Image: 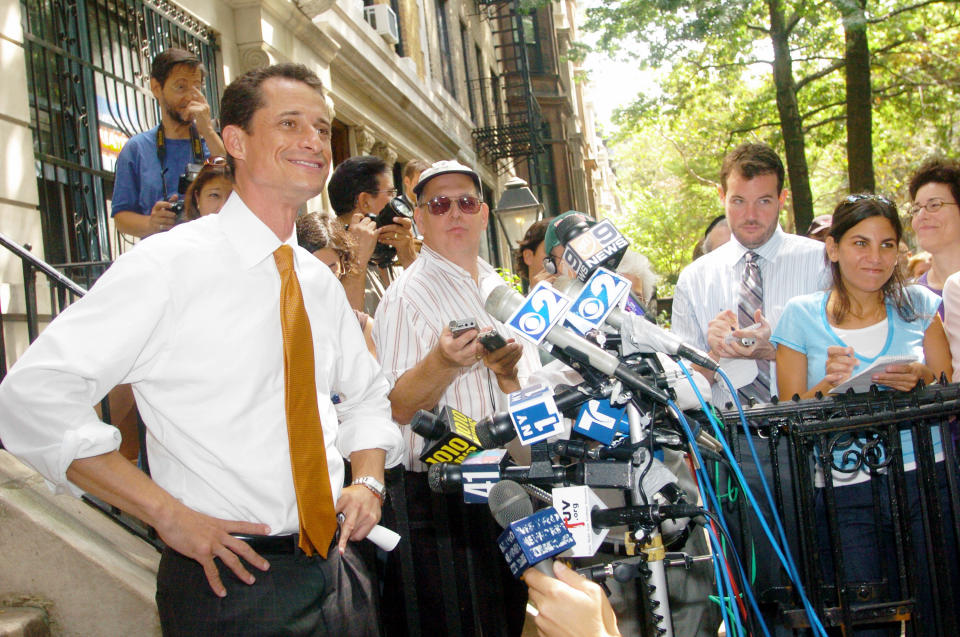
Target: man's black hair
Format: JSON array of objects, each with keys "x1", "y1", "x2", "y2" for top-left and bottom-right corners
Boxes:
[{"x1": 328, "y1": 155, "x2": 390, "y2": 216}]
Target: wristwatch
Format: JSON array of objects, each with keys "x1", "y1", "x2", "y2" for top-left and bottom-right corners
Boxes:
[{"x1": 352, "y1": 475, "x2": 387, "y2": 503}]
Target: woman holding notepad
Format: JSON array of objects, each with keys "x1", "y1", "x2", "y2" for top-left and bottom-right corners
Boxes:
[{"x1": 771, "y1": 194, "x2": 954, "y2": 636}]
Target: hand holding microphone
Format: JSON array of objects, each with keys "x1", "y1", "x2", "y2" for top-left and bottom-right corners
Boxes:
[{"x1": 524, "y1": 561, "x2": 622, "y2": 637}]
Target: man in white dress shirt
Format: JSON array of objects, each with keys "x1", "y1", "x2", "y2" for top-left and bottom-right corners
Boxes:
[
  {"x1": 0, "y1": 63, "x2": 403, "y2": 635},
  {"x1": 373, "y1": 160, "x2": 540, "y2": 636},
  {"x1": 672, "y1": 143, "x2": 827, "y2": 634}
]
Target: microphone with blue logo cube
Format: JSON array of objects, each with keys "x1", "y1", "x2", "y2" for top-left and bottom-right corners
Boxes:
[
  {"x1": 563, "y1": 267, "x2": 631, "y2": 335},
  {"x1": 560, "y1": 218, "x2": 630, "y2": 283},
  {"x1": 507, "y1": 383, "x2": 565, "y2": 445},
  {"x1": 458, "y1": 448, "x2": 508, "y2": 503},
  {"x1": 488, "y1": 480, "x2": 575, "y2": 578},
  {"x1": 572, "y1": 398, "x2": 630, "y2": 446},
  {"x1": 504, "y1": 280, "x2": 573, "y2": 345}
]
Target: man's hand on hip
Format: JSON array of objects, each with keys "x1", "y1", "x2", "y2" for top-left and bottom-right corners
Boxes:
[{"x1": 153, "y1": 500, "x2": 271, "y2": 598}]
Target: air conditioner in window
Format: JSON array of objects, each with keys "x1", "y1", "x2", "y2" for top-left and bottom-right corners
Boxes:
[{"x1": 364, "y1": 5, "x2": 400, "y2": 45}]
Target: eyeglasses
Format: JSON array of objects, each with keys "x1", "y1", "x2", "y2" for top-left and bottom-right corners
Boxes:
[
  {"x1": 205, "y1": 156, "x2": 228, "y2": 166},
  {"x1": 908, "y1": 198, "x2": 959, "y2": 217},
  {"x1": 420, "y1": 194, "x2": 483, "y2": 216},
  {"x1": 370, "y1": 188, "x2": 398, "y2": 197}
]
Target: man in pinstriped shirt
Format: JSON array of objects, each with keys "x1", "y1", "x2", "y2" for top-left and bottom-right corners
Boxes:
[
  {"x1": 672, "y1": 143, "x2": 827, "y2": 635},
  {"x1": 373, "y1": 160, "x2": 540, "y2": 636}
]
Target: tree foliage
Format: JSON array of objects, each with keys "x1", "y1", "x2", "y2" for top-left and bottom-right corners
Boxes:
[{"x1": 584, "y1": 0, "x2": 960, "y2": 283}]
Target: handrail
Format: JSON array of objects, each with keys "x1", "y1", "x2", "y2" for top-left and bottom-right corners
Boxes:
[{"x1": 0, "y1": 231, "x2": 88, "y2": 297}]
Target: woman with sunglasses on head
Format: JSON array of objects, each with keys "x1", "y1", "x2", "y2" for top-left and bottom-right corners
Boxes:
[
  {"x1": 908, "y1": 158, "x2": 960, "y2": 319},
  {"x1": 771, "y1": 194, "x2": 955, "y2": 636},
  {"x1": 182, "y1": 157, "x2": 232, "y2": 221},
  {"x1": 296, "y1": 212, "x2": 377, "y2": 357}
]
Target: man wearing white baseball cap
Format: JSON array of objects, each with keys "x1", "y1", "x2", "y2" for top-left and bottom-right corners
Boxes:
[{"x1": 374, "y1": 160, "x2": 541, "y2": 635}]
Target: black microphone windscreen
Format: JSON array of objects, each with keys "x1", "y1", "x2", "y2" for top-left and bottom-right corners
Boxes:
[
  {"x1": 487, "y1": 479, "x2": 533, "y2": 528},
  {"x1": 427, "y1": 462, "x2": 449, "y2": 493}
]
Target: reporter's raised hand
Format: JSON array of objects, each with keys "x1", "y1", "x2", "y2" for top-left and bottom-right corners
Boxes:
[
  {"x1": 524, "y1": 561, "x2": 620, "y2": 637},
  {"x1": 347, "y1": 213, "x2": 379, "y2": 267},
  {"x1": 378, "y1": 216, "x2": 418, "y2": 267}
]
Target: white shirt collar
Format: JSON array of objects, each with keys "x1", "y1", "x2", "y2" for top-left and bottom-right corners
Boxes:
[
  {"x1": 218, "y1": 192, "x2": 299, "y2": 271},
  {"x1": 721, "y1": 224, "x2": 786, "y2": 266}
]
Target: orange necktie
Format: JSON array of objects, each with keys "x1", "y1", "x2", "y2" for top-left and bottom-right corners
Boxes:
[{"x1": 274, "y1": 244, "x2": 337, "y2": 557}]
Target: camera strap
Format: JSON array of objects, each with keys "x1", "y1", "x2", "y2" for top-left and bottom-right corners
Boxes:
[{"x1": 156, "y1": 122, "x2": 204, "y2": 198}]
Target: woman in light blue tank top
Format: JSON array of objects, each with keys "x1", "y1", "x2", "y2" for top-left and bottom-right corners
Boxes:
[{"x1": 771, "y1": 195, "x2": 955, "y2": 636}]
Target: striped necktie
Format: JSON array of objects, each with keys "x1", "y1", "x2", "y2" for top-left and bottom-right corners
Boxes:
[
  {"x1": 274, "y1": 244, "x2": 337, "y2": 557},
  {"x1": 738, "y1": 251, "x2": 771, "y2": 402}
]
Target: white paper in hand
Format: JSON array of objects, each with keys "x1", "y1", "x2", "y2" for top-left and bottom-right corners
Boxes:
[
  {"x1": 829, "y1": 355, "x2": 916, "y2": 394},
  {"x1": 718, "y1": 357, "x2": 758, "y2": 388}
]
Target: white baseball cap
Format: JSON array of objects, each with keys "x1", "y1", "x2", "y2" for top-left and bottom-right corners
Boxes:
[{"x1": 413, "y1": 160, "x2": 482, "y2": 198}]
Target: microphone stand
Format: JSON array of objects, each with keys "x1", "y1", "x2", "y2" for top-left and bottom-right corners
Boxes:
[{"x1": 627, "y1": 403, "x2": 674, "y2": 637}]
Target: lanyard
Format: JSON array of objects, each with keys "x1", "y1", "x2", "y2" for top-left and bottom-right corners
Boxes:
[{"x1": 156, "y1": 122, "x2": 204, "y2": 198}]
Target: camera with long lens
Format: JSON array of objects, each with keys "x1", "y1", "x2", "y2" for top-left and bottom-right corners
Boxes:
[
  {"x1": 367, "y1": 196, "x2": 413, "y2": 267},
  {"x1": 170, "y1": 162, "x2": 203, "y2": 219}
]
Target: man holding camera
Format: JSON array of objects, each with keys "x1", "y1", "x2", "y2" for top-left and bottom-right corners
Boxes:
[
  {"x1": 372, "y1": 160, "x2": 539, "y2": 636},
  {"x1": 328, "y1": 155, "x2": 418, "y2": 314},
  {"x1": 111, "y1": 48, "x2": 226, "y2": 238}
]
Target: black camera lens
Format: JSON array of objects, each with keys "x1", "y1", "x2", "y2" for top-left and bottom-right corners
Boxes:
[{"x1": 369, "y1": 197, "x2": 414, "y2": 267}]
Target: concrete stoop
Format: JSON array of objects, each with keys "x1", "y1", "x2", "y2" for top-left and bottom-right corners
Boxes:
[
  {"x1": 0, "y1": 451, "x2": 161, "y2": 636},
  {"x1": 0, "y1": 606, "x2": 49, "y2": 637}
]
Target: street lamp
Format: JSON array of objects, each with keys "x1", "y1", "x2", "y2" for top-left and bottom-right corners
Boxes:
[{"x1": 494, "y1": 176, "x2": 542, "y2": 249}]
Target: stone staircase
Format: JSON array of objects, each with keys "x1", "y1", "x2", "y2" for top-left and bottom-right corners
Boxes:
[{"x1": 0, "y1": 451, "x2": 161, "y2": 636}]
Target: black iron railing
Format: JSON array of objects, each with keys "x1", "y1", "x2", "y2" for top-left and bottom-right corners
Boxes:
[
  {"x1": 712, "y1": 384, "x2": 960, "y2": 634},
  {"x1": 0, "y1": 230, "x2": 160, "y2": 550}
]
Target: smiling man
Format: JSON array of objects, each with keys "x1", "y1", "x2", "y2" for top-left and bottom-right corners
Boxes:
[
  {"x1": 111, "y1": 48, "x2": 227, "y2": 238},
  {"x1": 373, "y1": 160, "x2": 540, "y2": 635},
  {"x1": 0, "y1": 64, "x2": 402, "y2": 635}
]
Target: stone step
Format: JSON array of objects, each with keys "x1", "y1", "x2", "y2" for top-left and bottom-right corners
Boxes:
[{"x1": 0, "y1": 606, "x2": 49, "y2": 637}]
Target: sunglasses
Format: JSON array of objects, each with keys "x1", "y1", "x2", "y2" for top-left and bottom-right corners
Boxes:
[
  {"x1": 844, "y1": 193, "x2": 894, "y2": 207},
  {"x1": 421, "y1": 195, "x2": 483, "y2": 216},
  {"x1": 205, "y1": 156, "x2": 228, "y2": 166}
]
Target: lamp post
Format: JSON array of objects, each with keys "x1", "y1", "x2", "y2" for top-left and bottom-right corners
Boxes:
[{"x1": 493, "y1": 177, "x2": 542, "y2": 269}]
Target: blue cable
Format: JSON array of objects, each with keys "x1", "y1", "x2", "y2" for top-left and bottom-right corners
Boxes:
[
  {"x1": 670, "y1": 399, "x2": 768, "y2": 637},
  {"x1": 679, "y1": 364, "x2": 828, "y2": 636}
]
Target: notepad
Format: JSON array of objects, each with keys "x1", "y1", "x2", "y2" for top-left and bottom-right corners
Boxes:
[{"x1": 828, "y1": 355, "x2": 916, "y2": 394}]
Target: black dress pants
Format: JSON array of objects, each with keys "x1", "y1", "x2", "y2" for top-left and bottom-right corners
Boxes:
[{"x1": 156, "y1": 540, "x2": 376, "y2": 637}]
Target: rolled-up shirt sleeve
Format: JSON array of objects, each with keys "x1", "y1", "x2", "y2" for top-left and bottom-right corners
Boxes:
[{"x1": 0, "y1": 249, "x2": 171, "y2": 495}]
